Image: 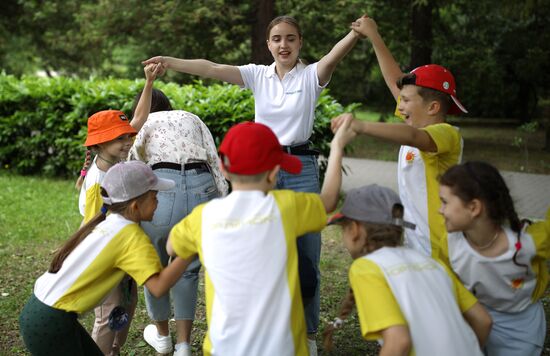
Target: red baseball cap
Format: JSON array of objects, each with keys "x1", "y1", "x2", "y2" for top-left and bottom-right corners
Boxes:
[
  {"x1": 219, "y1": 122, "x2": 302, "y2": 175},
  {"x1": 84, "y1": 110, "x2": 137, "y2": 147},
  {"x1": 410, "y1": 64, "x2": 467, "y2": 115}
]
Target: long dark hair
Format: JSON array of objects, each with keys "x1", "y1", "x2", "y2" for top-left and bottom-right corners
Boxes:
[
  {"x1": 440, "y1": 161, "x2": 530, "y2": 272},
  {"x1": 48, "y1": 189, "x2": 144, "y2": 273}
]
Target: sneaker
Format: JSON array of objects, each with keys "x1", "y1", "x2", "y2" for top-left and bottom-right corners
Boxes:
[
  {"x1": 173, "y1": 342, "x2": 191, "y2": 356},
  {"x1": 143, "y1": 324, "x2": 173, "y2": 354},
  {"x1": 307, "y1": 338, "x2": 318, "y2": 356}
]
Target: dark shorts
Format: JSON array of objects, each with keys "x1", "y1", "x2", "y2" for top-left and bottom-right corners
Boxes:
[{"x1": 19, "y1": 294, "x2": 102, "y2": 356}]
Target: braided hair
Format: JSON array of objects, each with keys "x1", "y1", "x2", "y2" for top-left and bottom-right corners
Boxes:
[{"x1": 440, "y1": 161, "x2": 530, "y2": 272}]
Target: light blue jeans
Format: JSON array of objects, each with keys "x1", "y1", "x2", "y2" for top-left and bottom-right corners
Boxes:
[
  {"x1": 276, "y1": 154, "x2": 321, "y2": 334},
  {"x1": 141, "y1": 166, "x2": 220, "y2": 321}
]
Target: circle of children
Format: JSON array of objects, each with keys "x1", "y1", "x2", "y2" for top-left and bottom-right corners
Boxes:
[{"x1": 18, "y1": 13, "x2": 549, "y2": 356}]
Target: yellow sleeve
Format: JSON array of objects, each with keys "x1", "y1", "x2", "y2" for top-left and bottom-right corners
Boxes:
[
  {"x1": 527, "y1": 208, "x2": 550, "y2": 301},
  {"x1": 437, "y1": 260, "x2": 478, "y2": 313},
  {"x1": 115, "y1": 225, "x2": 163, "y2": 286},
  {"x1": 272, "y1": 191, "x2": 327, "y2": 238},
  {"x1": 170, "y1": 204, "x2": 204, "y2": 260},
  {"x1": 83, "y1": 183, "x2": 103, "y2": 224},
  {"x1": 528, "y1": 208, "x2": 550, "y2": 260},
  {"x1": 421, "y1": 123, "x2": 461, "y2": 155},
  {"x1": 350, "y1": 258, "x2": 406, "y2": 340}
]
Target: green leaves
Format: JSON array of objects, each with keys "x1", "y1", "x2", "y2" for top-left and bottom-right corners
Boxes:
[{"x1": 0, "y1": 74, "x2": 355, "y2": 177}]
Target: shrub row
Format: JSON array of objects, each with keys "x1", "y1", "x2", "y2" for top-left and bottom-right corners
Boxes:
[{"x1": 0, "y1": 73, "x2": 358, "y2": 177}]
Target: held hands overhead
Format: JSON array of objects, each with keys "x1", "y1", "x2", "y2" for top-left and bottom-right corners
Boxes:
[{"x1": 350, "y1": 14, "x2": 378, "y2": 39}]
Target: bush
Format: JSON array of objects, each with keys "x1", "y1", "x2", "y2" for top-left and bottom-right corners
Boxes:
[{"x1": 0, "y1": 74, "x2": 358, "y2": 177}]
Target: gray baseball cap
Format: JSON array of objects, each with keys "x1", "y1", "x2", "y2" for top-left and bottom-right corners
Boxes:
[
  {"x1": 101, "y1": 160, "x2": 175, "y2": 205},
  {"x1": 328, "y1": 184, "x2": 415, "y2": 229}
]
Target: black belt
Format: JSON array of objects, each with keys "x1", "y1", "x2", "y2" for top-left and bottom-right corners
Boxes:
[
  {"x1": 151, "y1": 161, "x2": 209, "y2": 172},
  {"x1": 281, "y1": 143, "x2": 320, "y2": 156}
]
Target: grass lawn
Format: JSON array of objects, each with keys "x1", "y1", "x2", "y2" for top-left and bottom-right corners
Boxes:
[{"x1": 1, "y1": 114, "x2": 549, "y2": 354}]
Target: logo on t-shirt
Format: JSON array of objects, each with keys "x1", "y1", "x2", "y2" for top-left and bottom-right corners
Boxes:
[
  {"x1": 405, "y1": 150, "x2": 415, "y2": 164},
  {"x1": 285, "y1": 89, "x2": 302, "y2": 95},
  {"x1": 511, "y1": 277, "x2": 525, "y2": 290}
]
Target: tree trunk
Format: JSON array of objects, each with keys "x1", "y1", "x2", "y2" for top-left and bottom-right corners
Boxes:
[
  {"x1": 409, "y1": 0, "x2": 433, "y2": 70},
  {"x1": 251, "y1": 0, "x2": 274, "y2": 65}
]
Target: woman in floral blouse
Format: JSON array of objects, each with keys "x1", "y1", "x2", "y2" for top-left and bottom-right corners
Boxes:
[{"x1": 128, "y1": 85, "x2": 228, "y2": 356}]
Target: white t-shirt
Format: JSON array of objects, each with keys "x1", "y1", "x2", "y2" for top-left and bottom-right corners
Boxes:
[
  {"x1": 448, "y1": 224, "x2": 547, "y2": 312},
  {"x1": 78, "y1": 158, "x2": 105, "y2": 223},
  {"x1": 170, "y1": 190, "x2": 327, "y2": 356},
  {"x1": 34, "y1": 214, "x2": 161, "y2": 313},
  {"x1": 238, "y1": 62, "x2": 326, "y2": 145},
  {"x1": 398, "y1": 123, "x2": 463, "y2": 259},
  {"x1": 362, "y1": 247, "x2": 482, "y2": 356}
]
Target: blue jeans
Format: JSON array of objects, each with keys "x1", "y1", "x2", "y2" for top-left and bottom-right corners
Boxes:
[
  {"x1": 141, "y1": 166, "x2": 219, "y2": 321},
  {"x1": 276, "y1": 154, "x2": 321, "y2": 334}
]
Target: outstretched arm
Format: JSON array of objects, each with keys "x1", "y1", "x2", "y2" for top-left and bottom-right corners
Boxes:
[
  {"x1": 130, "y1": 63, "x2": 162, "y2": 131},
  {"x1": 352, "y1": 16, "x2": 403, "y2": 101},
  {"x1": 142, "y1": 56, "x2": 244, "y2": 86},
  {"x1": 331, "y1": 113, "x2": 437, "y2": 152},
  {"x1": 317, "y1": 26, "x2": 362, "y2": 86},
  {"x1": 320, "y1": 115, "x2": 356, "y2": 212}
]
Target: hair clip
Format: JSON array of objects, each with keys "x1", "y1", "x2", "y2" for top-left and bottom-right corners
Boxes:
[
  {"x1": 331, "y1": 317, "x2": 344, "y2": 329},
  {"x1": 80, "y1": 169, "x2": 87, "y2": 177},
  {"x1": 515, "y1": 241, "x2": 522, "y2": 251},
  {"x1": 100, "y1": 205, "x2": 108, "y2": 214}
]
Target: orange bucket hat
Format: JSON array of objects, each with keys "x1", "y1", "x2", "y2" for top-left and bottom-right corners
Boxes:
[{"x1": 84, "y1": 110, "x2": 137, "y2": 147}]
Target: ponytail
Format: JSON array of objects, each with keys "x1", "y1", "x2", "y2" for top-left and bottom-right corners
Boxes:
[
  {"x1": 322, "y1": 288, "x2": 356, "y2": 351},
  {"x1": 49, "y1": 188, "x2": 137, "y2": 273},
  {"x1": 49, "y1": 205, "x2": 108, "y2": 273},
  {"x1": 75, "y1": 150, "x2": 92, "y2": 190}
]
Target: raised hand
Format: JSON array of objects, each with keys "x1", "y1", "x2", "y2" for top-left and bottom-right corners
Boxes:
[{"x1": 351, "y1": 15, "x2": 378, "y2": 39}]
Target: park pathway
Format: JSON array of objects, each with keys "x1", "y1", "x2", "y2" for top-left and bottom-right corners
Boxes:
[{"x1": 340, "y1": 157, "x2": 550, "y2": 220}]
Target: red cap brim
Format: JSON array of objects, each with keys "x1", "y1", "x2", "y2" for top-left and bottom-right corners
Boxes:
[
  {"x1": 448, "y1": 95, "x2": 468, "y2": 115},
  {"x1": 279, "y1": 153, "x2": 302, "y2": 174}
]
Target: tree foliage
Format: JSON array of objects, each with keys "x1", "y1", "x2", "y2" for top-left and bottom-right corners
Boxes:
[{"x1": 1, "y1": 0, "x2": 549, "y2": 120}]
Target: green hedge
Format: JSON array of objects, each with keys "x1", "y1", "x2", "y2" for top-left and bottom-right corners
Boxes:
[{"x1": 0, "y1": 73, "x2": 358, "y2": 177}]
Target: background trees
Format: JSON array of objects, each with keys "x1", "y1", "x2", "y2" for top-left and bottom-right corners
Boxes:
[{"x1": 1, "y1": 0, "x2": 549, "y2": 122}]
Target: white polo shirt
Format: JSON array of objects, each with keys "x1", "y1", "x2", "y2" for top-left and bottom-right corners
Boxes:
[{"x1": 238, "y1": 62, "x2": 326, "y2": 145}]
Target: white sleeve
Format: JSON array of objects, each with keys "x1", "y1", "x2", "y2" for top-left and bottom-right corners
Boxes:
[{"x1": 238, "y1": 63, "x2": 258, "y2": 91}]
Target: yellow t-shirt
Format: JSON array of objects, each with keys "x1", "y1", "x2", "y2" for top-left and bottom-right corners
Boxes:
[
  {"x1": 170, "y1": 189, "x2": 327, "y2": 356},
  {"x1": 398, "y1": 123, "x2": 463, "y2": 261},
  {"x1": 78, "y1": 159, "x2": 105, "y2": 223},
  {"x1": 350, "y1": 247, "x2": 480, "y2": 356},
  {"x1": 34, "y1": 214, "x2": 162, "y2": 313}
]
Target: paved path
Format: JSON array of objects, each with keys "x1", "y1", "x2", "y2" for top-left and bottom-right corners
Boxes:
[{"x1": 340, "y1": 157, "x2": 550, "y2": 220}]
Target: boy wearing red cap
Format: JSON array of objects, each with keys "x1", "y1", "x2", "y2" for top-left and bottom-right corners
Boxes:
[
  {"x1": 166, "y1": 119, "x2": 355, "y2": 355},
  {"x1": 332, "y1": 15, "x2": 467, "y2": 261}
]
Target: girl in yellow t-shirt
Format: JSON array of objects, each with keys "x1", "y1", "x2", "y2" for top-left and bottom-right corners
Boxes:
[
  {"x1": 19, "y1": 161, "x2": 191, "y2": 356},
  {"x1": 74, "y1": 63, "x2": 162, "y2": 355},
  {"x1": 323, "y1": 184, "x2": 491, "y2": 355}
]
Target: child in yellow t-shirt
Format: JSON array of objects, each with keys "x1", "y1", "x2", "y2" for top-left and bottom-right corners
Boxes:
[
  {"x1": 332, "y1": 15, "x2": 467, "y2": 261},
  {"x1": 19, "y1": 161, "x2": 189, "y2": 355},
  {"x1": 166, "y1": 119, "x2": 355, "y2": 356},
  {"x1": 323, "y1": 184, "x2": 492, "y2": 355}
]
